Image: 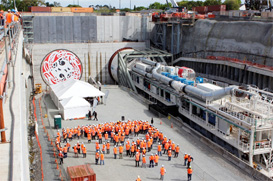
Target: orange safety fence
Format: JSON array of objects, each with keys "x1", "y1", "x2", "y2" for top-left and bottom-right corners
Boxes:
[
  {"x1": 32, "y1": 97, "x2": 44, "y2": 181},
  {"x1": 38, "y1": 96, "x2": 65, "y2": 180},
  {"x1": 0, "y1": 65, "x2": 7, "y2": 96},
  {"x1": 33, "y1": 98, "x2": 37, "y2": 122},
  {"x1": 206, "y1": 56, "x2": 273, "y2": 71}
]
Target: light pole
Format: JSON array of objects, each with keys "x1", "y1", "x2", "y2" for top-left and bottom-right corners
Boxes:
[{"x1": 119, "y1": 0, "x2": 121, "y2": 9}]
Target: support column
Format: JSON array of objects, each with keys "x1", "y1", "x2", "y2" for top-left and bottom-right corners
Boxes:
[
  {"x1": 249, "y1": 126, "x2": 255, "y2": 167},
  {"x1": 189, "y1": 103, "x2": 192, "y2": 115},
  {"x1": 171, "y1": 23, "x2": 174, "y2": 54},
  {"x1": 271, "y1": 129, "x2": 273, "y2": 149},
  {"x1": 206, "y1": 111, "x2": 208, "y2": 125},
  {"x1": 176, "y1": 24, "x2": 180, "y2": 54},
  {"x1": 215, "y1": 116, "x2": 218, "y2": 130},
  {"x1": 163, "y1": 23, "x2": 166, "y2": 50},
  {"x1": 256, "y1": 131, "x2": 262, "y2": 141},
  {"x1": 238, "y1": 128, "x2": 241, "y2": 147}
]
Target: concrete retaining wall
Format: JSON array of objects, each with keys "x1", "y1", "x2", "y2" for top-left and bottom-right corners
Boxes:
[
  {"x1": 182, "y1": 19, "x2": 273, "y2": 66},
  {"x1": 31, "y1": 42, "x2": 147, "y2": 89},
  {"x1": 31, "y1": 15, "x2": 154, "y2": 43},
  {"x1": 159, "y1": 19, "x2": 273, "y2": 66}
]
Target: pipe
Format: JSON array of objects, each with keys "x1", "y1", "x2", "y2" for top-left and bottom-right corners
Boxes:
[
  {"x1": 138, "y1": 58, "x2": 236, "y2": 101},
  {"x1": 184, "y1": 85, "x2": 236, "y2": 101}
]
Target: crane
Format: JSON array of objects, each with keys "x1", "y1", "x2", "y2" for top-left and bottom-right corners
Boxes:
[{"x1": 166, "y1": 0, "x2": 185, "y2": 13}]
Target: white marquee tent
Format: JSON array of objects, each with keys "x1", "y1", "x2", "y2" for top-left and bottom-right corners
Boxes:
[
  {"x1": 59, "y1": 96, "x2": 90, "y2": 120},
  {"x1": 50, "y1": 79, "x2": 105, "y2": 108}
]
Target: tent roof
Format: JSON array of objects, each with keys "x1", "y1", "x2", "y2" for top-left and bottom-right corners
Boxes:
[
  {"x1": 60, "y1": 96, "x2": 90, "y2": 109},
  {"x1": 51, "y1": 79, "x2": 105, "y2": 100}
]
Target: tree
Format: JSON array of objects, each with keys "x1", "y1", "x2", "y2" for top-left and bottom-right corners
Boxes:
[
  {"x1": 223, "y1": 0, "x2": 240, "y2": 10},
  {"x1": 15, "y1": 0, "x2": 45, "y2": 11},
  {"x1": 149, "y1": 2, "x2": 170, "y2": 10},
  {"x1": 53, "y1": 2, "x2": 61, "y2": 7},
  {"x1": 121, "y1": 8, "x2": 131, "y2": 12},
  {"x1": 203, "y1": 0, "x2": 221, "y2": 6},
  {"x1": 178, "y1": 1, "x2": 204, "y2": 10},
  {"x1": 46, "y1": 1, "x2": 61, "y2": 7},
  {"x1": 67, "y1": 4, "x2": 82, "y2": 7},
  {"x1": 134, "y1": 6, "x2": 146, "y2": 11}
]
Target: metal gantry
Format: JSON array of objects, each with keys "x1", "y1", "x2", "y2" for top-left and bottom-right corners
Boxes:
[{"x1": 117, "y1": 48, "x2": 172, "y2": 93}]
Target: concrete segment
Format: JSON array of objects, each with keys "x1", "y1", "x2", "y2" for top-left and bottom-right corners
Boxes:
[{"x1": 43, "y1": 86, "x2": 253, "y2": 181}]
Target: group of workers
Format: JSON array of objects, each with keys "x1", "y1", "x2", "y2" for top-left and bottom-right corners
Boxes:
[
  {"x1": 55, "y1": 119, "x2": 194, "y2": 181},
  {"x1": 0, "y1": 9, "x2": 21, "y2": 27}
]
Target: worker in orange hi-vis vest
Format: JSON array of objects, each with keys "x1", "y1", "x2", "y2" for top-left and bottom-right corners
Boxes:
[
  {"x1": 187, "y1": 154, "x2": 194, "y2": 168},
  {"x1": 63, "y1": 145, "x2": 68, "y2": 158},
  {"x1": 136, "y1": 175, "x2": 141, "y2": 181},
  {"x1": 100, "y1": 151, "x2": 105, "y2": 165},
  {"x1": 66, "y1": 141, "x2": 71, "y2": 152},
  {"x1": 58, "y1": 151, "x2": 64, "y2": 165},
  {"x1": 126, "y1": 142, "x2": 130, "y2": 156},
  {"x1": 141, "y1": 154, "x2": 146, "y2": 168},
  {"x1": 149, "y1": 154, "x2": 154, "y2": 168},
  {"x1": 5, "y1": 9, "x2": 14, "y2": 28},
  {"x1": 157, "y1": 143, "x2": 162, "y2": 156},
  {"x1": 101, "y1": 142, "x2": 105, "y2": 154},
  {"x1": 160, "y1": 165, "x2": 166, "y2": 180},
  {"x1": 106, "y1": 141, "x2": 110, "y2": 154},
  {"x1": 168, "y1": 148, "x2": 172, "y2": 161},
  {"x1": 82, "y1": 145, "x2": 87, "y2": 158},
  {"x1": 119, "y1": 144, "x2": 124, "y2": 159},
  {"x1": 175, "y1": 144, "x2": 180, "y2": 158},
  {"x1": 95, "y1": 151, "x2": 100, "y2": 165},
  {"x1": 154, "y1": 153, "x2": 159, "y2": 166},
  {"x1": 73, "y1": 144, "x2": 78, "y2": 157},
  {"x1": 135, "y1": 152, "x2": 140, "y2": 167},
  {"x1": 184, "y1": 153, "x2": 188, "y2": 166},
  {"x1": 187, "y1": 166, "x2": 193, "y2": 181},
  {"x1": 113, "y1": 145, "x2": 117, "y2": 159}
]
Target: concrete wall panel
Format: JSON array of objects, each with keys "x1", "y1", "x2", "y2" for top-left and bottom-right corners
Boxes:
[
  {"x1": 88, "y1": 16, "x2": 97, "y2": 41},
  {"x1": 72, "y1": 16, "x2": 82, "y2": 43},
  {"x1": 56, "y1": 16, "x2": 65, "y2": 43},
  {"x1": 33, "y1": 17, "x2": 41, "y2": 43},
  {"x1": 112, "y1": 16, "x2": 120, "y2": 41},
  {"x1": 81, "y1": 16, "x2": 89, "y2": 42},
  {"x1": 40, "y1": 17, "x2": 49, "y2": 43},
  {"x1": 48, "y1": 16, "x2": 57, "y2": 43},
  {"x1": 31, "y1": 15, "x2": 150, "y2": 44},
  {"x1": 64, "y1": 16, "x2": 73, "y2": 43}
]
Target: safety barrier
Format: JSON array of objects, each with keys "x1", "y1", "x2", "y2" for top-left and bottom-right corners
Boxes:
[
  {"x1": 206, "y1": 56, "x2": 273, "y2": 71},
  {"x1": 32, "y1": 97, "x2": 44, "y2": 181},
  {"x1": 39, "y1": 95, "x2": 66, "y2": 180}
]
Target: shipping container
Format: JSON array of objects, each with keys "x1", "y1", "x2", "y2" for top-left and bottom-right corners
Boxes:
[
  {"x1": 207, "y1": 5, "x2": 226, "y2": 12},
  {"x1": 51, "y1": 7, "x2": 71, "y2": 12},
  {"x1": 28, "y1": 6, "x2": 51, "y2": 12},
  {"x1": 71, "y1": 7, "x2": 94, "y2": 13},
  {"x1": 67, "y1": 164, "x2": 96, "y2": 181},
  {"x1": 192, "y1": 6, "x2": 208, "y2": 14}
]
